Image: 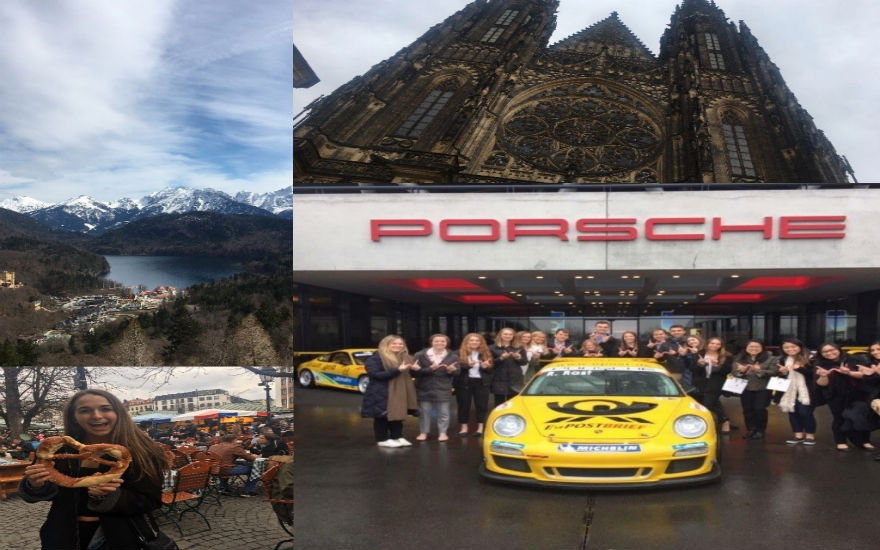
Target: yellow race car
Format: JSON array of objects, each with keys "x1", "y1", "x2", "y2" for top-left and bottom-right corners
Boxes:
[
  {"x1": 297, "y1": 349, "x2": 376, "y2": 393},
  {"x1": 480, "y1": 358, "x2": 720, "y2": 489}
]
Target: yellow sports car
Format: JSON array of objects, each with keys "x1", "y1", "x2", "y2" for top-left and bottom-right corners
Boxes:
[
  {"x1": 297, "y1": 349, "x2": 376, "y2": 393},
  {"x1": 480, "y1": 358, "x2": 720, "y2": 489}
]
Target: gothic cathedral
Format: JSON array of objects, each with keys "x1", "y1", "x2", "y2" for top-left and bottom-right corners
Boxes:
[{"x1": 294, "y1": 0, "x2": 852, "y2": 185}]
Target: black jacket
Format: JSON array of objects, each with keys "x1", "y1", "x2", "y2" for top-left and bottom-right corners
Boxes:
[
  {"x1": 412, "y1": 349, "x2": 460, "y2": 402},
  {"x1": 489, "y1": 345, "x2": 527, "y2": 396},
  {"x1": 19, "y1": 454, "x2": 163, "y2": 550},
  {"x1": 689, "y1": 353, "x2": 733, "y2": 394},
  {"x1": 360, "y1": 352, "x2": 403, "y2": 419}
]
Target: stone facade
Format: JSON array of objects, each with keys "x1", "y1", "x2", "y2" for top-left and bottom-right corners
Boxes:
[{"x1": 294, "y1": 0, "x2": 851, "y2": 185}]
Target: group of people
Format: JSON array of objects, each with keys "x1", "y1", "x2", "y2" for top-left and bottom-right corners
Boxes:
[
  {"x1": 16, "y1": 388, "x2": 293, "y2": 549},
  {"x1": 360, "y1": 324, "x2": 880, "y2": 458}
]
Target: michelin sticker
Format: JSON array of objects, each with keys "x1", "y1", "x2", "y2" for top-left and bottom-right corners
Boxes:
[{"x1": 557, "y1": 443, "x2": 641, "y2": 453}]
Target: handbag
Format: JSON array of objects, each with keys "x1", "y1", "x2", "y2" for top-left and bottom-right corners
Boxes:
[{"x1": 129, "y1": 514, "x2": 180, "y2": 550}]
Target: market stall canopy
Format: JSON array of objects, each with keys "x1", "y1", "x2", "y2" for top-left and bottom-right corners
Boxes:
[
  {"x1": 193, "y1": 409, "x2": 240, "y2": 421},
  {"x1": 131, "y1": 413, "x2": 173, "y2": 423}
]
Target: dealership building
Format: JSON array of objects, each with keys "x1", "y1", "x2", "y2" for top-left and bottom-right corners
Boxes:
[{"x1": 293, "y1": 188, "x2": 879, "y2": 351}]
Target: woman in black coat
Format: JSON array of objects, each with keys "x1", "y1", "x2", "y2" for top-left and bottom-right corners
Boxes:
[
  {"x1": 814, "y1": 342, "x2": 874, "y2": 451},
  {"x1": 489, "y1": 327, "x2": 528, "y2": 406},
  {"x1": 360, "y1": 334, "x2": 419, "y2": 448},
  {"x1": 20, "y1": 389, "x2": 169, "y2": 550},
  {"x1": 690, "y1": 336, "x2": 734, "y2": 433},
  {"x1": 455, "y1": 332, "x2": 494, "y2": 437}
]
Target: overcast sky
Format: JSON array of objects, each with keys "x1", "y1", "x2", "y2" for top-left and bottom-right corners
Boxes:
[
  {"x1": 0, "y1": 1, "x2": 292, "y2": 204},
  {"x1": 87, "y1": 367, "x2": 279, "y2": 403},
  {"x1": 294, "y1": 0, "x2": 879, "y2": 183}
]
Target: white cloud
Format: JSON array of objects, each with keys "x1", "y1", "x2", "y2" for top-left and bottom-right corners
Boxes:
[{"x1": 0, "y1": 0, "x2": 292, "y2": 203}]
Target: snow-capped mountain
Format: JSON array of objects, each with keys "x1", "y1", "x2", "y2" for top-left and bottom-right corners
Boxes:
[
  {"x1": 22, "y1": 186, "x2": 292, "y2": 233},
  {"x1": 0, "y1": 195, "x2": 49, "y2": 213},
  {"x1": 235, "y1": 188, "x2": 292, "y2": 217},
  {"x1": 29, "y1": 195, "x2": 136, "y2": 233},
  {"x1": 139, "y1": 187, "x2": 270, "y2": 218}
]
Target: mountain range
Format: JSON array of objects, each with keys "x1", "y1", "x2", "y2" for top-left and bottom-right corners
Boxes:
[{"x1": 0, "y1": 186, "x2": 292, "y2": 233}]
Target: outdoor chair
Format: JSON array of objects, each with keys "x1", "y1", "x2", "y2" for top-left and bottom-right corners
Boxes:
[
  {"x1": 170, "y1": 449, "x2": 190, "y2": 469},
  {"x1": 157, "y1": 460, "x2": 211, "y2": 536},
  {"x1": 261, "y1": 464, "x2": 293, "y2": 550}
]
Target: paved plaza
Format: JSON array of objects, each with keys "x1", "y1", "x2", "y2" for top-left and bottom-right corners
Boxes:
[{"x1": 0, "y1": 492, "x2": 292, "y2": 550}]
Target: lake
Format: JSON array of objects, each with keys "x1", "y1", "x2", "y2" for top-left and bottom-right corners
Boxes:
[{"x1": 102, "y1": 256, "x2": 244, "y2": 290}]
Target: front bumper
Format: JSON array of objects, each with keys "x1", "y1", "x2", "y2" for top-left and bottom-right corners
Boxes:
[{"x1": 479, "y1": 458, "x2": 721, "y2": 490}]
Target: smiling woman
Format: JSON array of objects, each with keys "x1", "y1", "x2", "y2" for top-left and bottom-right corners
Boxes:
[{"x1": 18, "y1": 389, "x2": 173, "y2": 550}]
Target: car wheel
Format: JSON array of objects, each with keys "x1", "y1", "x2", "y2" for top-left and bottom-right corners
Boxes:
[
  {"x1": 298, "y1": 369, "x2": 315, "y2": 388},
  {"x1": 357, "y1": 375, "x2": 369, "y2": 394}
]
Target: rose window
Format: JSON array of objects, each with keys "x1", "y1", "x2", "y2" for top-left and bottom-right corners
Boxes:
[{"x1": 499, "y1": 87, "x2": 662, "y2": 177}]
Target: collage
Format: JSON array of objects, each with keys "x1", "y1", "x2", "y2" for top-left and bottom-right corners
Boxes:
[{"x1": 2, "y1": 1, "x2": 880, "y2": 549}]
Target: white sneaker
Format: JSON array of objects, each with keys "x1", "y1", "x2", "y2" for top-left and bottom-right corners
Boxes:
[
  {"x1": 377, "y1": 439, "x2": 401, "y2": 447},
  {"x1": 395, "y1": 438, "x2": 412, "y2": 447}
]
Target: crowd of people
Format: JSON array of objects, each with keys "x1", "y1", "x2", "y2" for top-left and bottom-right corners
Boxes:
[{"x1": 360, "y1": 323, "x2": 880, "y2": 459}]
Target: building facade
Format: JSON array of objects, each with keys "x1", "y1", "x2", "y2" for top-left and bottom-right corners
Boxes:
[
  {"x1": 123, "y1": 398, "x2": 154, "y2": 416},
  {"x1": 154, "y1": 389, "x2": 230, "y2": 413},
  {"x1": 294, "y1": 0, "x2": 853, "y2": 185}
]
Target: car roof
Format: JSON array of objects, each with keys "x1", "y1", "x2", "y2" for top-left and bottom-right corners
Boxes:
[
  {"x1": 339, "y1": 349, "x2": 376, "y2": 353},
  {"x1": 544, "y1": 357, "x2": 665, "y2": 370}
]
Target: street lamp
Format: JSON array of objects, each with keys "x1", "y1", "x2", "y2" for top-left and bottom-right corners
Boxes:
[{"x1": 258, "y1": 367, "x2": 278, "y2": 418}]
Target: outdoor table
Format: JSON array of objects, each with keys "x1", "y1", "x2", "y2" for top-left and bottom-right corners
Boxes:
[
  {"x1": 247, "y1": 457, "x2": 270, "y2": 484},
  {"x1": 0, "y1": 458, "x2": 30, "y2": 500}
]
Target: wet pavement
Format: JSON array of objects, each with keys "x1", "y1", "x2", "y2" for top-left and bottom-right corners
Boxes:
[{"x1": 295, "y1": 387, "x2": 880, "y2": 550}]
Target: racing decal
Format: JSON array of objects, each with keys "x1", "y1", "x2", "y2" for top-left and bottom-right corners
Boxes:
[
  {"x1": 672, "y1": 442, "x2": 708, "y2": 451},
  {"x1": 545, "y1": 399, "x2": 657, "y2": 425},
  {"x1": 557, "y1": 443, "x2": 641, "y2": 453},
  {"x1": 315, "y1": 372, "x2": 356, "y2": 387}
]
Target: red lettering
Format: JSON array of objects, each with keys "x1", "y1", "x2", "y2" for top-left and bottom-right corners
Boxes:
[
  {"x1": 370, "y1": 219, "x2": 432, "y2": 241},
  {"x1": 645, "y1": 218, "x2": 706, "y2": 241},
  {"x1": 711, "y1": 217, "x2": 773, "y2": 240},
  {"x1": 778, "y1": 216, "x2": 846, "y2": 239},
  {"x1": 507, "y1": 219, "x2": 569, "y2": 242},
  {"x1": 439, "y1": 219, "x2": 501, "y2": 242},
  {"x1": 576, "y1": 218, "x2": 638, "y2": 241}
]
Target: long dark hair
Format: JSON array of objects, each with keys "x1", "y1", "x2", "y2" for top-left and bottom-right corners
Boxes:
[
  {"x1": 63, "y1": 389, "x2": 166, "y2": 485},
  {"x1": 779, "y1": 338, "x2": 809, "y2": 366}
]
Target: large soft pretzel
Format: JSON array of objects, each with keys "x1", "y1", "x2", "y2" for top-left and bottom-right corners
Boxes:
[{"x1": 37, "y1": 435, "x2": 131, "y2": 488}]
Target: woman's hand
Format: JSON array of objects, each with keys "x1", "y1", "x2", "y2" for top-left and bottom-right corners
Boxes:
[
  {"x1": 87, "y1": 478, "x2": 123, "y2": 498},
  {"x1": 778, "y1": 365, "x2": 789, "y2": 375},
  {"x1": 23, "y1": 464, "x2": 53, "y2": 488}
]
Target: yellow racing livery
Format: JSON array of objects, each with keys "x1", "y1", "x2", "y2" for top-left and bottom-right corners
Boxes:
[
  {"x1": 297, "y1": 349, "x2": 376, "y2": 393},
  {"x1": 480, "y1": 358, "x2": 720, "y2": 489}
]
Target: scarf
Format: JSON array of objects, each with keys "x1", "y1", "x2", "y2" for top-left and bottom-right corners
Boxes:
[
  {"x1": 778, "y1": 365, "x2": 810, "y2": 413},
  {"x1": 383, "y1": 354, "x2": 418, "y2": 421}
]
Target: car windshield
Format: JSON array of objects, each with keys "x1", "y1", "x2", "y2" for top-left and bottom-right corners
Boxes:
[
  {"x1": 352, "y1": 351, "x2": 373, "y2": 365},
  {"x1": 524, "y1": 368, "x2": 682, "y2": 397}
]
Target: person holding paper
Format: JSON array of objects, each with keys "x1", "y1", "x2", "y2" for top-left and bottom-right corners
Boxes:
[
  {"x1": 732, "y1": 340, "x2": 778, "y2": 440},
  {"x1": 776, "y1": 338, "x2": 818, "y2": 445}
]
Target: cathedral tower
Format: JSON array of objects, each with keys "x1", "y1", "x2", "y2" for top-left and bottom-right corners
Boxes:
[{"x1": 294, "y1": 0, "x2": 851, "y2": 184}]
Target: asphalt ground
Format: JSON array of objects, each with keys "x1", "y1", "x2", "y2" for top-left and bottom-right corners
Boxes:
[
  {"x1": 295, "y1": 387, "x2": 880, "y2": 550},
  {"x1": 0, "y1": 484, "x2": 292, "y2": 550}
]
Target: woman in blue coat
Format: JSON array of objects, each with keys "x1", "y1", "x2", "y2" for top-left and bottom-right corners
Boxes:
[{"x1": 361, "y1": 334, "x2": 419, "y2": 448}]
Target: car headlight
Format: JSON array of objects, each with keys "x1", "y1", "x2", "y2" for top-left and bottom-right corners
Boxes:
[
  {"x1": 493, "y1": 414, "x2": 526, "y2": 437},
  {"x1": 673, "y1": 415, "x2": 708, "y2": 438}
]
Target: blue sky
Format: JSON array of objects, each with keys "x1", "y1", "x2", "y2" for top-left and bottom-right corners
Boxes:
[
  {"x1": 294, "y1": 0, "x2": 879, "y2": 183},
  {"x1": 0, "y1": 0, "x2": 292, "y2": 203}
]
